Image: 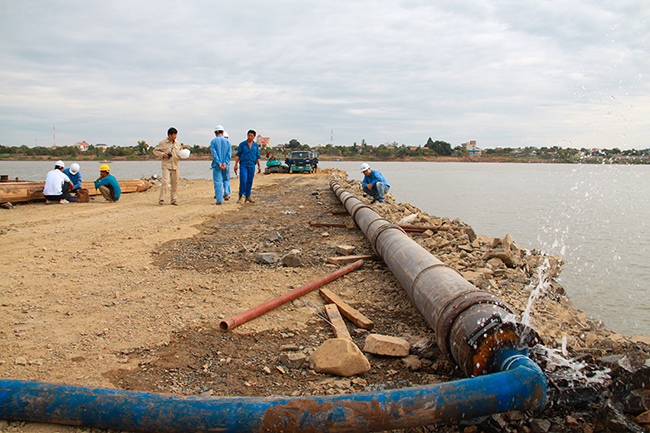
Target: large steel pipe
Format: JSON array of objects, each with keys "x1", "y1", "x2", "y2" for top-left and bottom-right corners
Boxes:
[{"x1": 330, "y1": 180, "x2": 539, "y2": 377}]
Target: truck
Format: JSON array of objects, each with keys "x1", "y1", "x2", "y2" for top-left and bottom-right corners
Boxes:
[{"x1": 285, "y1": 151, "x2": 319, "y2": 173}]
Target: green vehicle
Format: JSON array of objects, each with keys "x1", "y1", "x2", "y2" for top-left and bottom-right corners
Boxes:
[
  {"x1": 285, "y1": 151, "x2": 319, "y2": 173},
  {"x1": 264, "y1": 156, "x2": 289, "y2": 174}
]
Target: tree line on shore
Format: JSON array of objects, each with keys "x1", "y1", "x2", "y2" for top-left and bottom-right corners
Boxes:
[{"x1": 1, "y1": 138, "x2": 648, "y2": 164}]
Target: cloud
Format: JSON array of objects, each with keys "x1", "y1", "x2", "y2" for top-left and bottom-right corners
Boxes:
[{"x1": 1, "y1": 0, "x2": 648, "y2": 149}]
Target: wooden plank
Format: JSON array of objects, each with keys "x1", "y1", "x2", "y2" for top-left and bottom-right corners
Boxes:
[
  {"x1": 309, "y1": 222, "x2": 348, "y2": 228},
  {"x1": 0, "y1": 179, "x2": 152, "y2": 204},
  {"x1": 324, "y1": 303, "x2": 352, "y2": 340},
  {"x1": 320, "y1": 288, "x2": 374, "y2": 330},
  {"x1": 326, "y1": 254, "x2": 379, "y2": 265}
]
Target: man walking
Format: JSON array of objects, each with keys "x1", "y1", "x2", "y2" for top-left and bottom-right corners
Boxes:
[
  {"x1": 210, "y1": 125, "x2": 232, "y2": 205},
  {"x1": 153, "y1": 127, "x2": 181, "y2": 205},
  {"x1": 233, "y1": 129, "x2": 261, "y2": 203},
  {"x1": 361, "y1": 163, "x2": 390, "y2": 204}
]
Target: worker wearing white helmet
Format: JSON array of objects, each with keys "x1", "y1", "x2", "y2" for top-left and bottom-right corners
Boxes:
[
  {"x1": 63, "y1": 163, "x2": 82, "y2": 192},
  {"x1": 361, "y1": 163, "x2": 390, "y2": 204},
  {"x1": 43, "y1": 160, "x2": 75, "y2": 204},
  {"x1": 210, "y1": 125, "x2": 232, "y2": 205}
]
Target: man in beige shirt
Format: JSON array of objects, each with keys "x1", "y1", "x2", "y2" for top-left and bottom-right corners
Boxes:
[{"x1": 153, "y1": 127, "x2": 181, "y2": 205}]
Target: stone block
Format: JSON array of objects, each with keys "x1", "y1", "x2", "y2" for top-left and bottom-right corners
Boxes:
[
  {"x1": 282, "y1": 249, "x2": 302, "y2": 267},
  {"x1": 254, "y1": 252, "x2": 278, "y2": 265},
  {"x1": 363, "y1": 334, "x2": 410, "y2": 357},
  {"x1": 309, "y1": 338, "x2": 370, "y2": 377},
  {"x1": 336, "y1": 245, "x2": 355, "y2": 255},
  {"x1": 279, "y1": 352, "x2": 308, "y2": 369}
]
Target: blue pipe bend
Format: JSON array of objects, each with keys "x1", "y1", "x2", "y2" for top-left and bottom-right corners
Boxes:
[{"x1": 0, "y1": 348, "x2": 545, "y2": 433}]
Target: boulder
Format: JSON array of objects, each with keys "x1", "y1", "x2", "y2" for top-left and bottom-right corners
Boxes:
[
  {"x1": 254, "y1": 252, "x2": 278, "y2": 265},
  {"x1": 309, "y1": 338, "x2": 370, "y2": 377},
  {"x1": 335, "y1": 245, "x2": 355, "y2": 255},
  {"x1": 363, "y1": 334, "x2": 410, "y2": 357},
  {"x1": 402, "y1": 355, "x2": 422, "y2": 370},
  {"x1": 281, "y1": 249, "x2": 302, "y2": 267},
  {"x1": 280, "y1": 352, "x2": 308, "y2": 369},
  {"x1": 483, "y1": 250, "x2": 521, "y2": 268}
]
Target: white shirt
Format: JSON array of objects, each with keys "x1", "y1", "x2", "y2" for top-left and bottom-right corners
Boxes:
[{"x1": 43, "y1": 169, "x2": 70, "y2": 195}]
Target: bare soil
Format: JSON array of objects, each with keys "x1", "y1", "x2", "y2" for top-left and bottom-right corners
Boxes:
[{"x1": 1, "y1": 170, "x2": 649, "y2": 433}]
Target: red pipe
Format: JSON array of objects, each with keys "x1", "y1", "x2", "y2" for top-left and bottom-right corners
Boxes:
[{"x1": 219, "y1": 259, "x2": 365, "y2": 331}]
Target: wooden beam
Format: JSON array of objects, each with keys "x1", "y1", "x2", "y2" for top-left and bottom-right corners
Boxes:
[
  {"x1": 323, "y1": 303, "x2": 352, "y2": 340},
  {"x1": 326, "y1": 254, "x2": 379, "y2": 265},
  {"x1": 320, "y1": 288, "x2": 374, "y2": 330},
  {"x1": 309, "y1": 222, "x2": 348, "y2": 228}
]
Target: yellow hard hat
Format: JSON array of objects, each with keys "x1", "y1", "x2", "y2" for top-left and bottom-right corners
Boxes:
[{"x1": 99, "y1": 164, "x2": 110, "y2": 172}]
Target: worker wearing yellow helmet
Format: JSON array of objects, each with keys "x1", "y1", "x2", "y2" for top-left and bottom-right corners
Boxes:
[{"x1": 93, "y1": 164, "x2": 121, "y2": 202}]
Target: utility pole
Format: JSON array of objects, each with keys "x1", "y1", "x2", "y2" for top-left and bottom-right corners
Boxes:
[{"x1": 53, "y1": 126, "x2": 55, "y2": 147}]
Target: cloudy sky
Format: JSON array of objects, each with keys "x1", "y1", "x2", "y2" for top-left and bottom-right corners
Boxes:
[{"x1": 1, "y1": 1, "x2": 648, "y2": 150}]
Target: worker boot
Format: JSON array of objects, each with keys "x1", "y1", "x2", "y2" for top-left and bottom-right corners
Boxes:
[
  {"x1": 245, "y1": 196, "x2": 255, "y2": 203},
  {"x1": 237, "y1": 195, "x2": 244, "y2": 203}
]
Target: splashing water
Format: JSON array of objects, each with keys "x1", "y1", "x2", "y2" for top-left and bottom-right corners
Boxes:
[
  {"x1": 520, "y1": 259, "x2": 554, "y2": 328},
  {"x1": 520, "y1": 258, "x2": 611, "y2": 387}
]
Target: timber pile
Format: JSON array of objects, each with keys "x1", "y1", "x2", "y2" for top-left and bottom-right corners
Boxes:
[{"x1": 0, "y1": 179, "x2": 152, "y2": 204}]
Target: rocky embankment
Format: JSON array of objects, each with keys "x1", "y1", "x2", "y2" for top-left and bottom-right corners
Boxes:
[{"x1": 331, "y1": 174, "x2": 650, "y2": 432}]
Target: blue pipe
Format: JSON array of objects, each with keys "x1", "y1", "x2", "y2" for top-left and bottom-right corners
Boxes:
[{"x1": 0, "y1": 348, "x2": 544, "y2": 432}]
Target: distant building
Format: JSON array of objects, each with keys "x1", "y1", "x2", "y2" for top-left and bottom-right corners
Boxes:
[
  {"x1": 75, "y1": 141, "x2": 90, "y2": 151},
  {"x1": 94, "y1": 144, "x2": 109, "y2": 152},
  {"x1": 462, "y1": 140, "x2": 481, "y2": 155},
  {"x1": 257, "y1": 136, "x2": 270, "y2": 149}
]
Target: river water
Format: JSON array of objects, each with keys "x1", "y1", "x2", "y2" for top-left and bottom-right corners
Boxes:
[{"x1": 2, "y1": 159, "x2": 649, "y2": 337}]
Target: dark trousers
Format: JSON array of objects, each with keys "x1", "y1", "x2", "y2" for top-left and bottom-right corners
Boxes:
[{"x1": 45, "y1": 182, "x2": 77, "y2": 202}]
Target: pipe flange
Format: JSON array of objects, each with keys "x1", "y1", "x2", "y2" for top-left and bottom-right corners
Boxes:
[
  {"x1": 411, "y1": 263, "x2": 463, "y2": 293},
  {"x1": 350, "y1": 202, "x2": 372, "y2": 220},
  {"x1": 437, "y1": 290, "x2": 513, "y2": 359},
  {"x1": 369, "y1": 222, "x2": 406, "y2": 251}
]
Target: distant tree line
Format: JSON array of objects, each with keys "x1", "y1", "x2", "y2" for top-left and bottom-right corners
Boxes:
[{"x1": 1, "y1": 139, "x2": 648, "y2": 163}]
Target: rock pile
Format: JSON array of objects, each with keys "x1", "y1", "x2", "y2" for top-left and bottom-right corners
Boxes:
[{"x1": 333, "y1": 175, "x2": 650, "y2": 432}]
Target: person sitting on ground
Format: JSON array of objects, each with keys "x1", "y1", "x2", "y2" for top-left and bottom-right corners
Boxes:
[
  {"x1": 62, "y1": 163, "x2": 82, "y2": 192},
  {"x1": 93, "y1": 164, "x2": 121, "y2": 202},
  {"x1": 361, "y1": 163, "x2": 390, "y2": 204},
  {"x1": 43, "y1": 160, "x2": 75, "y2": 204}
]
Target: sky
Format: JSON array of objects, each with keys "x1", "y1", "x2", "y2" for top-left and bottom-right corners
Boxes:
[{"x1": 1, "y1": 1, "x2": 649, "y2": 150}]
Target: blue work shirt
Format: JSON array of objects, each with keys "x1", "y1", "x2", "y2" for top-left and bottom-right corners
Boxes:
[
  {"x1": 210, "y1": 135, "x2": 232, "y2": 169},
  {"x1": 236, "y1": 140, "x2": 260, "y2": 167},
  {"x1": 62, "y1": 168, "x2": 82, "y2": 190},
  {"x1": 94, "y1": 174, "x2": 121, "y2": 201},
  {"x1": 362, "y1": 169, "x2": 390, "y2": 189}
]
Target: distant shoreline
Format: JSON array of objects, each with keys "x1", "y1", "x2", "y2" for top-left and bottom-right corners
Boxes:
[{"x1": 1, "y1": 154, "x2": 646, "y2": 164}]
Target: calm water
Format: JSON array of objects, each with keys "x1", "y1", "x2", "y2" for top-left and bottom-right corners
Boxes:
[{"x1": 2, "y1": 160, "x2": 649, "y2": 337}]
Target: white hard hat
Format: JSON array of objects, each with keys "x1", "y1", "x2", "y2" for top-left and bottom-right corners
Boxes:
[
  {"x1": 179, "y1": 148, "x2": 191, "y2": 159},
  {"x1": 360, "y1": 163, "x2": 370, "y2": 172},
  {"x1": 223, "y1": 131, "x2": 229, "y2": 139},
  {"x1": 70, "y1": 163, "x2": 80, "y2": 175},
  {"x1": 215, "y1": 125, "x2": 224, "y2": 132},
  {"x1": 55, "y1": 160, "x2": 65, "y2": 168}
]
